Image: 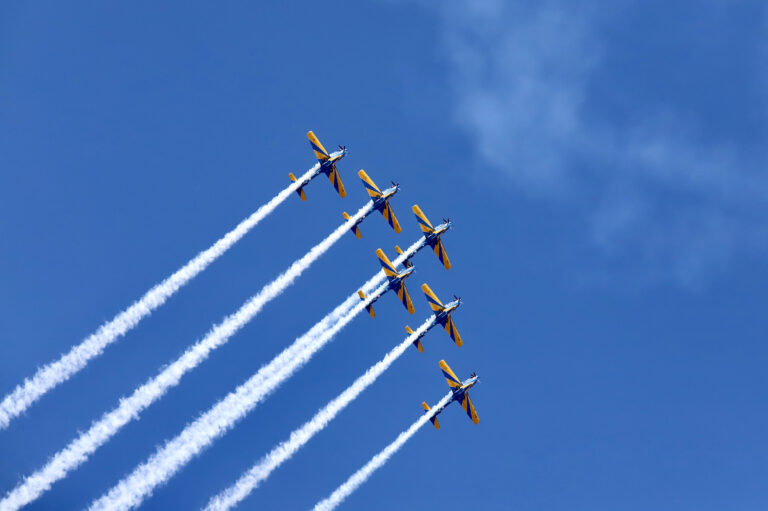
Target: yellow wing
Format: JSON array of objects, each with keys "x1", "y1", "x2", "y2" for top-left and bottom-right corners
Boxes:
[
  {"x1": 396, "y1": 282, "x2": 415, "y2": 314},
  {"x1": 376, "y1": 248, "x2": 399, "y2": 279},
  {"x1": 445, "y1": 316, "x2": 463, "y2": 347},
  {"x1": 328, "y1": 166, "x2": 346, "y2": 198},
  {"x1": 439, "y1": 359, "x2": 462, "y2": 389},
  {"x1": 307, "y1": 131, "x2": 330, "y2": 162},
  {"x1": 382, "y1": 202, "x2": 402, "y2": 233},
  {"x1": 434, "y1": 239, "x2": 451, "y2": 270},
  {"x1": 412, "y1": 204, "x2": 435, "y2": 233},
  {"x1": 358, "y1": 170, "x2": 382, "y2": 198},
  {"x1": 461, "y1": 392, "x2": 480, "y2": 424},
  {"x1": 421, "y1": 283, "x2": 444, "y2": 312}
]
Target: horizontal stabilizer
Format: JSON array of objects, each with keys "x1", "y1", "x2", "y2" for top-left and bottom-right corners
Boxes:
[
  {"x1": 288, "y1": 173, "x2": 306, "y2": 201},
  {"x1": 406, "y1": 325, "x2": 422, "y2": 352},
  {"x1": 422, "y1": 401, "x2": 440, "y2": 430},
  {"x1": 343, "y1": 212, "x2": 362, "y2": 239},
  {"x1": 395, "y1": 245, "x2": 413, "y2": 268},
  {"x1": 358, "y1": 290, "x2": 374, "y2": 318}
]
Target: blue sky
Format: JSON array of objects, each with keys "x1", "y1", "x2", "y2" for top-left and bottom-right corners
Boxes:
[{"x1": 1, "y1": 1, "x2": 767, "y2": 509}]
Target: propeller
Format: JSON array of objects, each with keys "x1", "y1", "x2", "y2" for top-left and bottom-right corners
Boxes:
[
  {"x1": 338, "y1": 145, "x2": 346, "y2": 152},
  {"x1": 442, "y1": 217, "x2": 450, "y2": 224}
]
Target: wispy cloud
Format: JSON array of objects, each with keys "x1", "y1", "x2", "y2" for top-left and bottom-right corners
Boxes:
[{"x1": 429, "y1": 0, "x2": 768, "y2": 285}]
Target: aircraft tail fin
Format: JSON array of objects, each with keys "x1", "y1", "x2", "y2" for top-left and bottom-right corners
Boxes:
[
  {"x1": 422, "y1": 402, "x2": 440, "y2": 429},
  {"x1": 343, "y1": 212, "x2": 361, "y2": 239},
  {"x1": 406, "y1": 325, "x2": 423, "y2": 353},
  {"x1": 288, "y1": 173, "x2": 306, "y2": 201},
  {"x1": 358, "y1": 290, "x2": 374, "y2": 318}
]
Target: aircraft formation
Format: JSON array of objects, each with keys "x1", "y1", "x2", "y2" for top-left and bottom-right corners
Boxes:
[
  {"x1": 0, "y1": 130, "x2": 480, "y2": 511},
  {"x1": 291, "y1": 130, "x2": 481, "y2": 430}
]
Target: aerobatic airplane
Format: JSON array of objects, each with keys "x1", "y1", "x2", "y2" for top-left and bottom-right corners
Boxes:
[
  {"x1": 357, "y1": 249, "x2": 415, "y2": 317},
  {"x1": 404, "y1": 287, "x2": 463, "y2": 352},
  {"x1": 412, "y1": 205, "x2": 452, "y2": 270},
  {"x1": 288, "y1": 131, "x2": 347, "y2": 200},
  {"x1": 342, "y1": 170, "x2": 401, "y2": 238},
  {"x1": 421, "y1": 283, "x2": 463, "y2": 346},
  {"x1": 422, "y1": 360, "x2": 480, "y2": 429}
]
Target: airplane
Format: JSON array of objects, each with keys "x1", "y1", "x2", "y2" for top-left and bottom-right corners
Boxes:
[
  {"x1": 357, "y1": 248, "x2": 415, "y2": 318},
  {"x1": 412, "y1": 205, "x2": 452, "y2": 270},
  {"x1": 420, "y1": 283, "x2": 463, "y2": 346},
  {"x1": 404, "y1": 288, "x2": 463, "y2": 352},
  {"x1": 342, "y1": 170, "x2": 402, "y2": 238},
  {"x1": 288, "y1": 131, "x2": 348, "y2": 201},
  {"x1": 422, "y1": 360, "x2": 480, "y2": 429}
]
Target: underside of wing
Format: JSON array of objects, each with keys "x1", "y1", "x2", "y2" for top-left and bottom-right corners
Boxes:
[
  {"x1": 381, "y1": 202, "x2": 402, "y2": 233},
  {"x1": 461, "y1": 392, "x2": 480, "y2": 424},
  {"x1": 396, "y1": 282, "x2": 415, "y2": 314},
  {"x1": 444, "y1": 316, "x2": 463, "y2": 347},
  {"x1": 328, "y1": 165, "x2": 346, "y2": 198},
  {"x1": 433, "y1": 239, "x2": 451, "y2": 270}
]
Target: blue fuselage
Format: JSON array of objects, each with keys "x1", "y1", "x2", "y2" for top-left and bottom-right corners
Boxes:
[
  {"x1": 387, "y1": 266, "x2": 414, "y2": 291},
  {"x1": 434, "y1": 299, "x2": 461, "y2": 326},
  {"x1": 451, "y1": 376, "x2": 479, "y2": 403},
  {"x1": 424, "y1": 222, "x2": 451, "y2": 247},
  {"x1": 372, "y1": 186, "x2": 398, "y2": 212},
  {"x1": 314, "y1": 150, "x2": 346, "y2": 178}
]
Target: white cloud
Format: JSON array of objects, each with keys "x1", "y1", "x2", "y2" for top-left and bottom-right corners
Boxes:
[{"x1": 428, "y1": 0, "x2": 768, "y2": 285}]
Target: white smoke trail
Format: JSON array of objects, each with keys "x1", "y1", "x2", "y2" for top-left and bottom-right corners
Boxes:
[
  {"x1": 313, "y1": 391, "x2": 453, "y2": 511},
  {"x1": 86, "y1": 239, "x2": 426, "y2": 511},
  {"x1": 0, "y1": 166, "x2": 318, "y2": 430},
  {"x1": 203, "y1": 316, "x2": 437, "y2": 511},
  {"x1": 0, "y1": 201, "x2": 370, "y2": 511}
]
